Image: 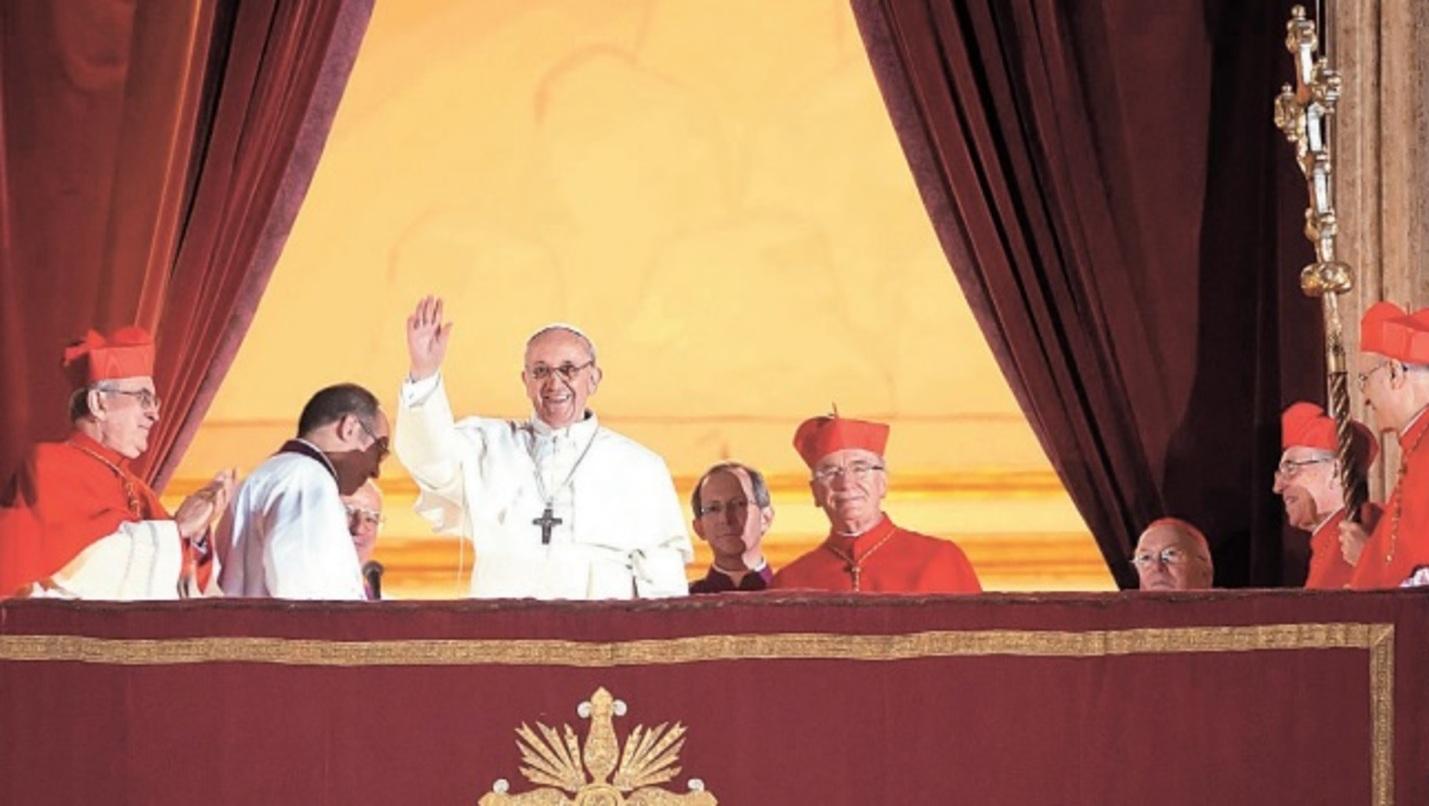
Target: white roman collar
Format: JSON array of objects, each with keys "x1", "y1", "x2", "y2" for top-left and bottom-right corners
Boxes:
[{"x1": 528, "y1": 411, "x2": 600, "y2": 441}]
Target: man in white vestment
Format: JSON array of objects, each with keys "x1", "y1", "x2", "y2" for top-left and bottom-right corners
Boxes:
[
  {"x1": 395, "y1": 295, "x2": 692, "y2": 599},
  {"x1": 217, "y1": 384, "x2": 390, "y2": 599}
]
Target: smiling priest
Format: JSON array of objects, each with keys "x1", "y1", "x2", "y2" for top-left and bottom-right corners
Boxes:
[
  {"x1": 0, "y1": 327, "x2": 234, "y2": 599},
  {"x1": 394, "y1": 296, "x2": 692, "y2": 599}
]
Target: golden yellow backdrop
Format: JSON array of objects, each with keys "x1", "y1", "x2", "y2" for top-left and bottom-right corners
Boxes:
[{"x1": 169, "y1": 0, "x2": 1112, "y2": 594}]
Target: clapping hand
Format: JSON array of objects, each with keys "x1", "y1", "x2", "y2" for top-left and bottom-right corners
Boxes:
[
  {"x1": 174, "y1": 468, "x2": 236, "y2": 542},
  {"x1": 407, "y1": 295, "x2": 454, "y2": 381}
]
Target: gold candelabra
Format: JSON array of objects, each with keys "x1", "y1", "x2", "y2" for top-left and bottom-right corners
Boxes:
[{"x1": 1273, "y1": 5, "x2": 1365, "y2": 517}]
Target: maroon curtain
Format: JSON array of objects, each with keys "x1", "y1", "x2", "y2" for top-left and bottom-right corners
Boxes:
[
  {"x1": 140, "y1": 0, "x2": 374, "y2": 488},
  {"x1": 0, "y1": 1, "x2": 213, "y2": 491},
  {"x1": 850, "y1": 0, "x2": 1323, "y2": 587},
  {"x1": 0, "y1": 0, "x2": 372, "y2": 492}
]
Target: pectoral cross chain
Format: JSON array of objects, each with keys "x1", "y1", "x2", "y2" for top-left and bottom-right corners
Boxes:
[
  {"x1": 823, "y1": 530, "x2": 899, "y2": 592},
  {"x1": 846, "y1": 563, "x2": 862, "y2": 591},
  {"x1": 533, "y1": 505, "x2": 563, "y2": 545}
]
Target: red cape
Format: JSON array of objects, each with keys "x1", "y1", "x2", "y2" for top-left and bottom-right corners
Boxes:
[
  {"x1": 1349, "y1": 414, "x2": 1429, "y2": 589},
  {"x1": 771, "y1": 515, "x2": 982, "y2": 594},
  {"x1": 1305, "y1": 504, "x2": 1381, "y2": 590},
  {"x1": 0, "y1": 432, "x2": 168, "y2": 596}
]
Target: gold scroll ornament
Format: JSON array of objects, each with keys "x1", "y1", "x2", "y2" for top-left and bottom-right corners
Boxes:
[
  {"x1": 1273, "y1": 5, "x2": 1365, "y2": 517},
  {"x1": 479, "y1": 687, "x2": 718, "y2": 806}
]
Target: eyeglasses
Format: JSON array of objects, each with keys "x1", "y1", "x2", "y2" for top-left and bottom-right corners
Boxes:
[
  {"x1": 1275, "y1": 457, "x2": 1332, "y2": 479},
  {"x1": 345, "y1": 505, "x2": 385, "y2": 528},
  {"x1": 1357, "y1": 361, "x2": 1394, "y2": 391},
  {"x1": 698, "y1": 498, "x2": 751, "y2": 518},
  {"x1": 355, "y1": 418, "x2": 390, "y2": 461},
  {"x1": 527, "y1": 361, "x2": 594, "y2": 382},
  {"x1": 1130, "y1": 546, "x2": 1204, "y2": 571},
  {"x1": 811, "y1": 462, "x2": 885, "y2": 484},
  {"x1": 1131, "y1": 547, "x2": 1184, "y2": 570},
  {"x1": 98, "y1": 386, "x2": 160, "y2": 411}
]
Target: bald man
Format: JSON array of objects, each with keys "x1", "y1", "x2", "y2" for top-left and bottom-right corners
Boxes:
[
  {"x1": 395, "y1": 296, "x2": 691, "y2": 600},
  {"x1": 1131, "y1": 518, "x2": 1213, "y2": 591}
]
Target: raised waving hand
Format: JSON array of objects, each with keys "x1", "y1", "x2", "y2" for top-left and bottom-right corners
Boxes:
[{"x1": 406, "y1": 295, "x2": 453, "y2": 381}]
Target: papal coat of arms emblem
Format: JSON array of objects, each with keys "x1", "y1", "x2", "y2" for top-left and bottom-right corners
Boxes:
[{"x1": 479, "y1": 687, "x2": 718, "y2": 805}]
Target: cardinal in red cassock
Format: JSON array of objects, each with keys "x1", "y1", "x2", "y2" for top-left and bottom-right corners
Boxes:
[{"x1": 771, "y1": 414, "x2": 981, "y2": 594}]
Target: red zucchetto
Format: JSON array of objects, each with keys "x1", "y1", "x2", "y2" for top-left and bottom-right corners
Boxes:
[
  {"x1": 61, "y1": 326, "x2": 155, "y2": 385},
  {"x1": 1280, "y1": 401, "x2": 1378, "y2": 472},
  {"x1": 793, "y1": 415, "x2": 890, "y2": 469}
]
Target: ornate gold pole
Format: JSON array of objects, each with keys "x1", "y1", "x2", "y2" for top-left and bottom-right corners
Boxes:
[{"x1": 1274, "y1": 5, "x2": 1365, "y2": 519}]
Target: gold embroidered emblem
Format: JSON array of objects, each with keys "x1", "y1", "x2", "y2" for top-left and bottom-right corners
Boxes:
[{"x1": 479, "y1": 687, "x2": 718, "y2": 805}]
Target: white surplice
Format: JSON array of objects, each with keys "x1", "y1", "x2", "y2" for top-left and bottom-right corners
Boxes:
[
  {"x1": 215, "y1": 444, "x2": 365, "y2": 600},
  {"x1": 29, "y1": 521, "x2": 184, "y2": 600},
  {"x1": 395, "y1": 373, "x2": 692, "y2": 599}
]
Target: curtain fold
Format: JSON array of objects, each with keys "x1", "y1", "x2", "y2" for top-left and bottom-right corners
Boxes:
[
  {"x1": 851, "y1": 0, "x2": 1321, "y2": 587},
  {"x1": 140, "y1": 0, "x2": 375, "y2": 488},
  {"x1": 0, "y1": 0, "x2": 212, "y2": 490},
  {"x1": 0, "y1": 0, "x2": 373, "y2": 493}
]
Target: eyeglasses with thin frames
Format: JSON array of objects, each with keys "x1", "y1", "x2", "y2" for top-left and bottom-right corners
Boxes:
[
  {"x1": 98, "y1": 387, "x2": 160, "y2": 411},
  {"x1": 345, "y1": 505, "x2": 385, "y2": 528},
  {"x1": 355, "y1": 418, "x2": 390, "y2": 461},
  {"x1": 1130, "y1": 546, "x2": 1197, "y2": 570},
  {"x1": 1275, "y1": 457, "x2": 1332, "y2": 479},
  {"x1": 811, "y1": 462, "x2": 886, "y2": 485},
  {"x1": 1357, "y1": 361, "x2": 1394, "y2": 391},
  {"x1": 527, "y1": 361, "x2": 594, "y2": 382},
  {"x1": 698, "y1": 498, "x2": 752, "y2": 519}
]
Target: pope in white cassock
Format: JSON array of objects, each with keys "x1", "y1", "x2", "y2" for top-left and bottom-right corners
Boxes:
[{"x1": 395, "y1": 296, "x2": 692, "y2": 599}]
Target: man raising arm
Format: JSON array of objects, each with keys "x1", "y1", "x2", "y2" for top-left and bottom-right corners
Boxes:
[{"x1": 394, "y1": 296, "x2": 691, "y2": 599}]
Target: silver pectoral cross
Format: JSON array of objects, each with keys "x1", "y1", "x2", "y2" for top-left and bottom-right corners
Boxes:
[{"x1": 533, "y1": 505, "x2": 563, "y2": 545}]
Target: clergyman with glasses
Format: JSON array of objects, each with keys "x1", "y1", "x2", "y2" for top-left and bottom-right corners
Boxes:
[
  {"x1": 0, "y1": 326, "x2": 234, "y2": 599},
  {"x1": 771, "y1": 414, "x2": 981, "y2": 593},
  {"x1": 1273, "y1": 401, "x2": 1380, "y2": 589},
  {"x1": 688, "y1": 461, "x2": 775, "y2": 593},
  {"x1": 1131, "y1": 518, "x2": 1213, "y2": 591},
  {"x1": 394, "y1": 296, "x2": 691, "y2": 599},
  {"x1": 343, "y1": 479, "x2": 385, "y2": 600},
  {"x1": 1341, "y1": 302, "x2": 1429, "y2": 588},
  {"x1": 216, "y1": 383, "x2": 390, "y2": 599}
]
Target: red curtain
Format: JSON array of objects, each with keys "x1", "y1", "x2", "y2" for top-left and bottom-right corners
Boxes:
[
  {"x1": 0, "y1": 1, "x2": 212, "y2": 488},
  {"x1": 850, "y1": 0, "x2": 1325, "y2": 587},
  {"x1": 0, "y1": 0, "x2": 372, "y2": 492},
  {"x1": 141, "y1": 0, "x2": 374, "y2": 489}
]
